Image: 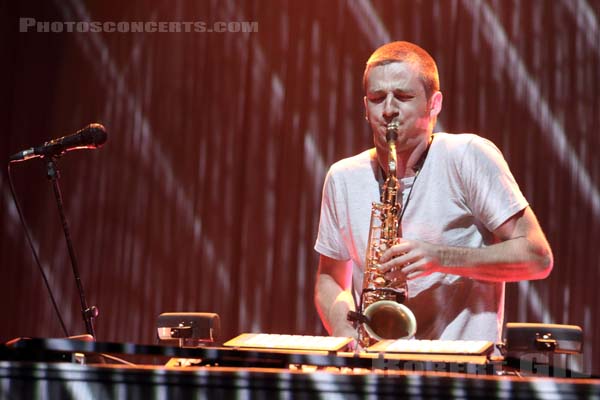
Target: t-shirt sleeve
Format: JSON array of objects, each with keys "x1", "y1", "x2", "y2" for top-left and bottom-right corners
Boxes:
[
  {"x1": 314, "y1": 168, "x2": 351, "y2": 261},
  {"x1": 460, "y1": 136, "x2": 529, "y2": 232}
]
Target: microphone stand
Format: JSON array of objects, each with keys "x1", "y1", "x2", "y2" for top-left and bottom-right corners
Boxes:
[{"x1": 45, "y1": 156, "x2": 98, "y2": 339}]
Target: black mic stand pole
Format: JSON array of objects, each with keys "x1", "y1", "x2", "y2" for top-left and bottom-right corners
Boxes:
[{"x1": 45, "y1": 156, "x2": 98, "y2": 339}]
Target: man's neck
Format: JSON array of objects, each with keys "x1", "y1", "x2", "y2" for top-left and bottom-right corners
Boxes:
[{"x1": 377, "y1": 134, "x2": 432, "y2": 179}]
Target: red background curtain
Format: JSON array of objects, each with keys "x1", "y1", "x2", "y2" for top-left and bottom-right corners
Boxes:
[{"x1": 2, "y1": 0, "x2": 599, "y2": 374}]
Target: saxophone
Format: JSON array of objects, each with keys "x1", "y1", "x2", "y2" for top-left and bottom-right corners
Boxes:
[{"x1": 347, "y1": 121, "x2": 417, "y2": 348}]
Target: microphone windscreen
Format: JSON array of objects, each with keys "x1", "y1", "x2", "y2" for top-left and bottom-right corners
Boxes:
[{"x1": 82, "y1": 123, "x2": 107, "y2": 148}]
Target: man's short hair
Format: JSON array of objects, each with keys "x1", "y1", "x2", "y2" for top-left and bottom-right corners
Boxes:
[{"x1": 363, "y1": 41, "x2": 440, "y2": 100}]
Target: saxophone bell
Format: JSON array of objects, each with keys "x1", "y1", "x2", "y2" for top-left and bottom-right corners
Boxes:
[{"x1": 363, "y1": 299, "x2": 417, "y2": 341}]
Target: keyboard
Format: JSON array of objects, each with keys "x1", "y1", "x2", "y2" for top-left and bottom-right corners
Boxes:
[
  {"x1": 224, "y1": 333, "x2": 354, "y2": 352},
  {"x1": 224, "y1": 334, "x2": 493, "y2": 356},
  {"x1": 368, "y1": 339, "x2": 494, "y2": 355}
]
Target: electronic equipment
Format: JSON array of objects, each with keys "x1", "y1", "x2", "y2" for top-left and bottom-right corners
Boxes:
[
  {"x1": 503, "y1": 323, "x2": 583, "y2": 354},
  {"x1": 368, "y1": 339, "x2": 494, "y2": 355},
  {"x1": 157, "y1": 312, "x2": 220, "y2": 347},
  {"x1": 224, "y1": 333, "x2": 353, "y2": 352}
]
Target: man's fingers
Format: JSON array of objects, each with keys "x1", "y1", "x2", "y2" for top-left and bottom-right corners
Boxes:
[
  {"x1": 379, "y1": 251, "x2": 418, "y2": 273},
  {"x1": 379, "y1": 241, "x2": 411, "y2": 262}
]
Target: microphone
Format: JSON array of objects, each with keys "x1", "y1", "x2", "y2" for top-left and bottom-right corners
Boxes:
[{"x1": 9, "y1": 123, "x2": 107, "y2": 163}]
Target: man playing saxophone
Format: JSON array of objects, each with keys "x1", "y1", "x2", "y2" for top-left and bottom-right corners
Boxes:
[{"x1": 314, "y1": 41, "x2": 553, "y2": 347}]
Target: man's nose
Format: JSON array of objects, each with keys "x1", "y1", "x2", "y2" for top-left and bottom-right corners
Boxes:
[{"x1": 382, "y1": 94, "x2": 398, "y2": 120}]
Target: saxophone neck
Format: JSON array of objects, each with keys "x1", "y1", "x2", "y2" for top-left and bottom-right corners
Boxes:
[
  {"x1": 382, "y1": 122, "x2": 400, "y2": 204},
  {"x1": 386, "y1": 122, "x2": 399, "y2": 178}
]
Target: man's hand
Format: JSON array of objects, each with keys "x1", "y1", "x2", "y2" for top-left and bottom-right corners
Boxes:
[{"x1": 378, "y1": 239, "x2": 442, "y2": 280}]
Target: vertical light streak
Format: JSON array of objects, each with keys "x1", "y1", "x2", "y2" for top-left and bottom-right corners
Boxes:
[
  {"x1": 346, "y1": 0, "x2": 391, "y2": 48},
  {"x1": 561, "y1": 0, "x2": 600, "y2": 59}
]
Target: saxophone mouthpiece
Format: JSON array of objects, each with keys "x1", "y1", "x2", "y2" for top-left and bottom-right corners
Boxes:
[{"x1": 386, "y1": 122, "x2": 399, "y2": 142}]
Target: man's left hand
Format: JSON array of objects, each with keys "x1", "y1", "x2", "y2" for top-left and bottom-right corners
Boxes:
[{"x1": 378, "y1": 239, "x2": 442, "y2": 280}]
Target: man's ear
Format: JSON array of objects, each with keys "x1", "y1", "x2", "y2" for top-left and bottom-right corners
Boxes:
[
  {"x1": 429, "y1": 91, "x2": 443, "y2": 118},
  {"x1": 363, "y1": 96, "x2": 369, "y2": 121}
]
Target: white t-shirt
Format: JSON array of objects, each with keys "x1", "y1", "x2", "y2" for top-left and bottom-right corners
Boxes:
[{"x1": 315, "y1": 133, "x2": 528, "y2": 342}]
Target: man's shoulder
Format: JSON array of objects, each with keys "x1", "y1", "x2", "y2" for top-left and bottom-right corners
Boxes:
[
  {"x1": 433, "y1": 132, "x2": 486, "y2": 148},
  {"x1": 434, "y1": 132, "x2": 496, "y2": 150},
  {"x1": 329, "y1": 148, "x2": 375, "y2": 175},
  {"x1": 433, "y1": 132, "x2": 500, "y2": 157}
]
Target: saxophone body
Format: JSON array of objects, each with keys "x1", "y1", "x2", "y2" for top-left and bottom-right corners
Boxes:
[{"x1": 347, "y1": 121, "x2": 417, "y2": 348}]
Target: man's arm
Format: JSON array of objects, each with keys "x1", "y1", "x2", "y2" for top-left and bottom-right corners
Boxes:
[
  {"x1": 314, "y1": 255, "x2": 358, "y2": 338},
  {"x1": 380, "y1": 206, "x2": 553, "y2": 282}
]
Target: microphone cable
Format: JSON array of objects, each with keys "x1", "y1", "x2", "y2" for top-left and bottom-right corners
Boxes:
[{"x1": 6, "y1": 162, "x2": 70, "y2": 337}]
